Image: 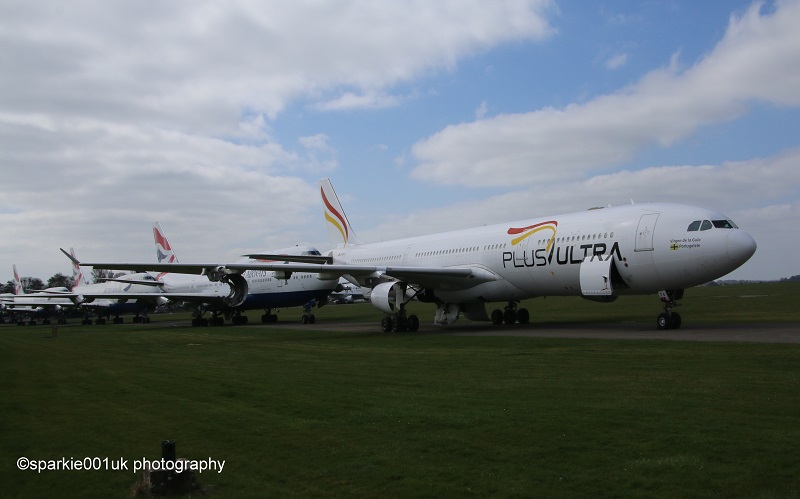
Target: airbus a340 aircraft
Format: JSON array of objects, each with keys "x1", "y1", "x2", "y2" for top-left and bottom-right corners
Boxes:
[{"x1": 80, "y1": 178, "x2": 756, "y2": 331}]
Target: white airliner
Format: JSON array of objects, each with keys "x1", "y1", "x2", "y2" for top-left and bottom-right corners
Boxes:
[
  {"x1": 1, "y1": 265, "x2": 74, "y2": 325},
  {"x1": 66, "y1": 223, "x2": 340, "y2": 326},
  {"x1": 79, "y1": 178, "x2": 757, "y2": 331},
  {"x1": 66, "y1": 250, "x2": 167, "y2": 324},
  {"x1": 26, "y1": 249, "x2": 169, "y2": 324},
  {"x1": 146, "y1": 222, "x2": 339, "y2": 325}
]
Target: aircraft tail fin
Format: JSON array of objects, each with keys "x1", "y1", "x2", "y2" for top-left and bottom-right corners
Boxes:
[
  {"x1": 153, "y1": 222, "x2": 179, "y2": 264},
  {"x1": 69, "y1": 248, "x2": 90, "y2": 288},
  {"x1": 320, "y1": 177, "x2": 363, "y2": 248},
  {"x1": 12, "y1": 265, "x2": 23, "y2": 295}
]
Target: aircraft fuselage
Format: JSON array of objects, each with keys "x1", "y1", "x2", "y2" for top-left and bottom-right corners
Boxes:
[{"x1": 329, "y1": 203, "x2": 756, "y2": 304}]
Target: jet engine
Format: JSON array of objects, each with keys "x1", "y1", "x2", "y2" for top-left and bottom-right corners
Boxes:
[
  {"x1": 221, "y1": 273, "x2": 248, "y2": 307},
  {"x1": 369, "y1": 281, "x2": 403, "y2": 314}
]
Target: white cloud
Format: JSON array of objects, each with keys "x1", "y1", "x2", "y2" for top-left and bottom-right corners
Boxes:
[
  {"x1": 0, "y1": 0, "x2": 556, "y2": 129},
  {"x1": 605, "y1": 52, "x2": 628, "y2": 70},
  {"x1": 0, "y1": 0, "x2": 557, "y2": 279},
  {"x1": 298, "y1": 134, "x2": 338, "y2": 173},
  {"x1": 313, "y1": 91, "x2": 403, "y2": 111},
  {"x1": 475, "y1": 101, "x2": 489, "y2": 120},
  {"x1": 410, "y1": 1, "x2": 800, "y2": 187}
]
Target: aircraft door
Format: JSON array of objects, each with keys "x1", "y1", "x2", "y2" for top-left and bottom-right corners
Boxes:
[
  {"x1": 514, "y1": 234, "x2": 531, "y2": 266},
  {"x1": 635, "y1": 213, "x2": 660, "y2": 252},
  {"x1": 402, "y1": 245, "x2": 413, "y2": 266}
]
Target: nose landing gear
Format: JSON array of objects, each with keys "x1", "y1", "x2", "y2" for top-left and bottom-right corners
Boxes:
[{"x1": 657, "y1": 290, "x2": 683, "y2": 330}]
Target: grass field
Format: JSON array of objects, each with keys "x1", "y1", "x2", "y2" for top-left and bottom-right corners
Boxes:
[{"x1": 1, "y1": 282, "x2": 799, "y2": 498}]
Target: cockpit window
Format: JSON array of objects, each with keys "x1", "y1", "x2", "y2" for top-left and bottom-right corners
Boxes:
[
  {"x1": 688, "y1": 219, "x2": 738, "y2": 231},
  {"x1": 712, "y1": 220, "x2": 737, "y2": 229}
]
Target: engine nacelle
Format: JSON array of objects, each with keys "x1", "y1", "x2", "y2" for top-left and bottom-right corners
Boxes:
[
  {"x1": 204, "y1": 265, "x2": 229, "y2": 282},
  {"x1": 221, "y1": 273, "x2": 249, "y2": 307},
  {"x1": 370, "y1": 281, "x2": 403, "y2": 314}
]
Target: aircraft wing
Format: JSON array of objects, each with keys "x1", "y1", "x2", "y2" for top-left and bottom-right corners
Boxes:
[
  {"x1": 242, "y1": 253, "x2": 333, "y2": 264},
  {"x1": 77, "y1": 259, "x2": 499, "y2": 291},
  {"x1": 99, "y1": 277, "x2": 165, "y2": 287},
  {"x1": 3, "y1": 289, "x2": 75, "y2": 307},
  {"x1": 78, "y1": 291, "x2": 225, "y2": 303}
]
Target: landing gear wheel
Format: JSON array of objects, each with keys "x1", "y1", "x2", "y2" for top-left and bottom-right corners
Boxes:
[
  {"x1": 657, "y1": 289, "x2": 684, "y2": 330},
  {"x1": 381, "y1": 315, "x2": 393, "y2": 333},
  {"x1": 517, "y1": 308, "x2": 530, "y2": 324},
  {"x1": 391, "y1": 312, "x2": 409, "y2": 332},
  {"x1": 491, "y1": 309, "x2": 503, "y2": 325},
  {"x1": 407, "y1": 315, "x2": 420, "y2": 332},
  {"x1": 657, "y1": 312, "x2": 682, "y2": 330}
]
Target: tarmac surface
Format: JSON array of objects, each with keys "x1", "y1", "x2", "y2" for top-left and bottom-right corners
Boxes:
[{"x1": 287, "y1": 320, "x2": 800, "y2": 344}]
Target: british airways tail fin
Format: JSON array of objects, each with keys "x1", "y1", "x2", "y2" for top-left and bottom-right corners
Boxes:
[
  {"x1": 12, "y1": 265, "x2": 23, "y2": 295},
  {"x1": 320, "y1": 178, "x2": 363, "y2": 248},
  {"x1": 153, "y1": 222, "x2": 179, "y2": 264},
  {"x1": 69, "y1": 248, "x2": 90, "y2": 288}
]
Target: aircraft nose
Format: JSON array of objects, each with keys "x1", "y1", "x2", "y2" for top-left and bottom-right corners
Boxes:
[{"x1": 727, "y1": 229, "x2": 757, "y2": 263}]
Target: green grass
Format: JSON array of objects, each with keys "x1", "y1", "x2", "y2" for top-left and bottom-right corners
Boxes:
[{"x1": 1, "y1": 282, "x2": 799, "y2": 498}]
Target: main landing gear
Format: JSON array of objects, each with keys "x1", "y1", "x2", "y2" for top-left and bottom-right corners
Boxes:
[
  {"x1": 657, "y1": 290, "x2": 683, "y2": 330},
  {"x1": 261, "y1": 309, "x2": 278, "y2": 323},
  {"x1": 381, "y1": 304, "x2": 420, "y2": 333},
  {"x1": 300, "y1": 301, "x2": 316, "y2": 324},
  {"x1": 490, "y1": 302, "x2": 530, "y2": 325}
]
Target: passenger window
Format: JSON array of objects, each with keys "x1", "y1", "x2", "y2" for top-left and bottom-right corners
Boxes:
[
  {"x1": 700, "y1": 220, "x2": 713, "y2": 231},
  {"x1": 687, "y1": 220, "x2": 701, "y2": 231}
]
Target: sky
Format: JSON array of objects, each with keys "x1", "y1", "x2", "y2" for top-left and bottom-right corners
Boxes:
[{"x1": 2, "y1": 0, "x2": 799, "y2": 285}]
